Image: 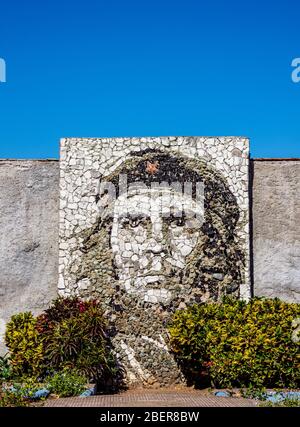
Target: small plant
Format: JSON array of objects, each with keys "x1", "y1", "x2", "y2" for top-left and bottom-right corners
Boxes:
[
  {"x1": 46, "y1": 369, "x2": 87, "y2": 397},
  {"x1": 260, "y1": 398, "x2": 300, "y2": 407},
  {"x1": 5, "y1": 312, "x2": 44, "y2": 377},
  {"x1": 0, "y1": 387, "x2": 28, "y2": 407},
  {"x1": 13, "y1": 377, "x2": 43, "y2": 399},
  {"x1": 241, "y1": 386, "x2": 267, "y2": 400},
  {"x1": 0, "y1": 376, "x2": 44, "y2": 407},
  {"x1": 0, "y1": 354, "x2": 12, "y2": 380}
]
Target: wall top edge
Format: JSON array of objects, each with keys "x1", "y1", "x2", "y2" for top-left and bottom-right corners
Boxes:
[
  {"x1": 0, "y1": 159, "x2": 59, "y2": 162},
  {"x1": 251, "y1": 158, "x2": 300, "y2": 162},
  {"x1": 60, "y1": 136, "x2": 250, "y2": 141},
  {"x1": 1, "y1": 158, "x2": 299, "y2": 162}
]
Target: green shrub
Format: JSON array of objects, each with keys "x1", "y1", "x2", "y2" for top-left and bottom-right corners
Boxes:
[
  {"x1": 4, "y1": 298, "x2": 117, "y2": 387},
  {"x1": 46, "y1": 368, "x2": 87, "y2": 397},
  {"x1": 0, "y1": 377, "x2": 43, "y2": 407},
  {"x1": 36, "y1": 297, "x2": 117, "y2": 382},
  {"x1": 169, "y1": 297, "x2": 300, "y2": 389},
  {"x1": 0, "y1": 387, "x2": 28, "y2": 407},
  {"x1": 0, "y1": 354, "x2": 12, "y2": 381},
  {"x1": 5, "y1": 312, "x2": 44, "y2": 377},
  {"x1": 260, "y1": 398, "x2": 300, "y2": 407}
]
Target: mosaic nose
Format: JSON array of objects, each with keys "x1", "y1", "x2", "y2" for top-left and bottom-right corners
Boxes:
[{"x1": 145, "y1": 218, "x2": 165, "y2": 254}]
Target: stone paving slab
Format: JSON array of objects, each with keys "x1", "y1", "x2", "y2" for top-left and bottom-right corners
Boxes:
[{"x1": 45, "y1": 390, "x2": 257, "y2": 407}]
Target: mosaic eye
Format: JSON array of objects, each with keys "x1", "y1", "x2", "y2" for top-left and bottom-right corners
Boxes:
[
  {"x1": 120, "y1": 216, "x2": 148, "y2": 228},
  {"x1": 129, "y1": 218, "x2": 143, "y2": 228},
  {"x1": 169, "y1": 216, "x2": 186, "y2": 227}
]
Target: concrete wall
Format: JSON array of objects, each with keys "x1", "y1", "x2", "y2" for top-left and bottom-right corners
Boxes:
[
  {"x1": 0, "y1": 158, "x2": 299, "y2": 353},
  {"x1": 0, "y1": 160, "x2": 59, "y2": 352},
  {"x1": 252, "y1": 159, "x2": 300, "y2": 303}
]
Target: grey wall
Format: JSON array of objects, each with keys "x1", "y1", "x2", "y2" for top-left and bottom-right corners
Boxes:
[
  {"x1": 0, "y1": 160, "x2": 59, "y2": 352},
  {"x1": 252, "y1": 159, "x2": 300, "y2": 303},
  {"x1": 0, "y1": 158, "x2": 299, "y2": 353}
]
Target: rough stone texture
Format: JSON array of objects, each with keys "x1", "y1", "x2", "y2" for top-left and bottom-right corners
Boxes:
[
  {"x1": 252, "y1": 159, "x2": 300, "y2": 303},
  {"x1": 58, "y1": 137, "x2": 250, "y2": 387},
  {"x1": 0, "y1": 160, "x2": 59, "y2": 353}
]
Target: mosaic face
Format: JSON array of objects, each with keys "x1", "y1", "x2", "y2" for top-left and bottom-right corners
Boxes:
[
  {"x1": 72, "y1": 151, "x2": 245, "y2": 305},
  {"x1": 110, "y1": 188, "x2": 204, "y2": 303},
  {"x1": 60, "y1": 141, "x2": 249, "y2": 388}
]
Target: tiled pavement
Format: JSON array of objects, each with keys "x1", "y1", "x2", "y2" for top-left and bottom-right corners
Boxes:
[{"x1": 45, "y1": 389, "x2": 257, "y2": 407}]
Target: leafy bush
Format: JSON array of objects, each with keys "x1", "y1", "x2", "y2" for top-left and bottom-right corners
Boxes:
[
  {"x1": 5, "y1": 313, "x2": 44, "y2": 377},
  {"x1": 46, "y1": 369, "x2": 87, "y2": 397},
  {"x1": 0, "y1": 387, "x2": 28, "y2": 407},
  {"x1": 4, "y1": 298, "x2": 117, "y2": 387},
  {"x1": 0, "y1": 377, "x2": 44, "y2": 407},
  {"x1": 169, "y1": 297, "x2": 300, "y2": 389},
  {"x1": 37, "y1": 297, "x2": 116, "y2": 382},
  {"x1": 0, "y1": 354, "x2": 12, "y2": 381}
]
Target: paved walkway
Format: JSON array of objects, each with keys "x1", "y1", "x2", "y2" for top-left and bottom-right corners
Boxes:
[{"x1": 45, "y1": 389, "x2": 257, "y2": 407}]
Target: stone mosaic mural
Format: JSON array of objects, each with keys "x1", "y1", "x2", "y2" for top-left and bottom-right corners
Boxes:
[{"x1": 59, "y1": 137, "x2": 250, "y2": 387}]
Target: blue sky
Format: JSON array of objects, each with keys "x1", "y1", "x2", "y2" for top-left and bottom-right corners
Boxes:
[{"x1": 0, "y1": 0, "x2": 299, "y2": 159}]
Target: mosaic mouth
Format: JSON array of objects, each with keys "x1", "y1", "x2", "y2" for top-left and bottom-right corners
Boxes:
[{"x1": 134, "y1": 274, "x2": 167, "y2": 286}]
